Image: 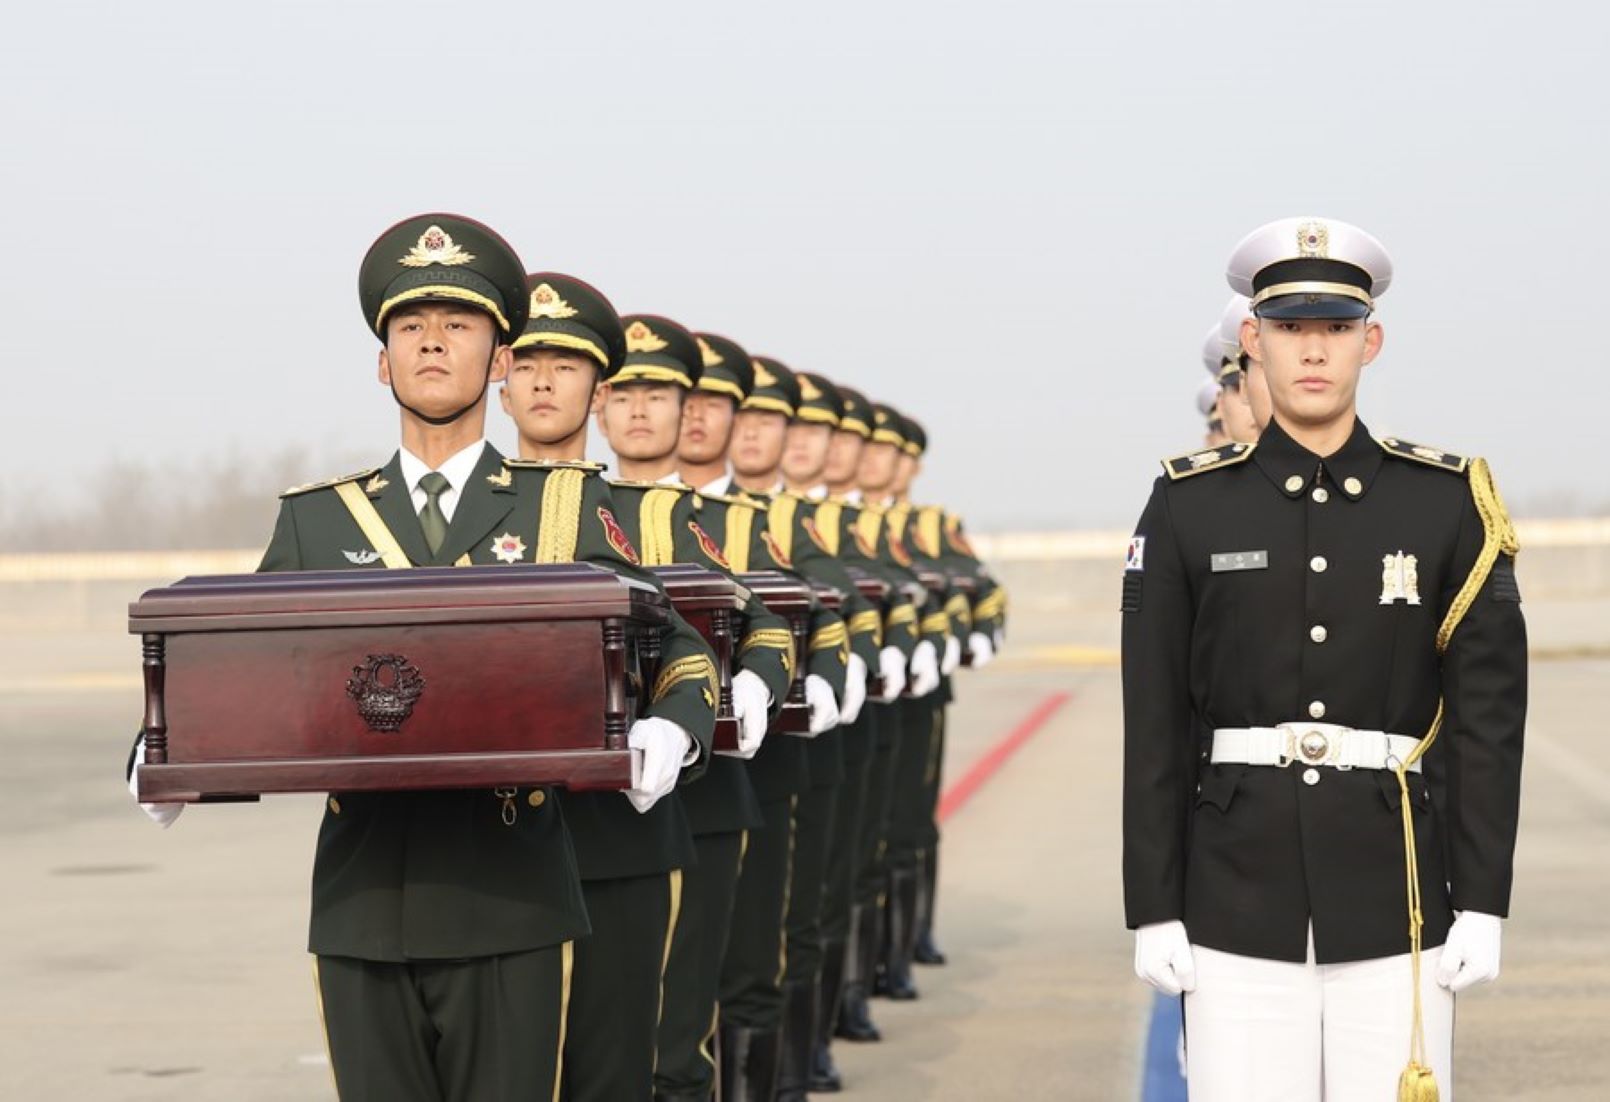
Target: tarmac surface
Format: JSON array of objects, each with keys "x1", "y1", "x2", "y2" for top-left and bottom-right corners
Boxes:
[{"x1": 3, "y1": 612, "x2": 1607, "y2": 1099}]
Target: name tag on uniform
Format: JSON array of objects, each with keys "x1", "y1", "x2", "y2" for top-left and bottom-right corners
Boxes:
[{"x1": 1210, "y1": 550, "x2": 1268, "y2": 572}]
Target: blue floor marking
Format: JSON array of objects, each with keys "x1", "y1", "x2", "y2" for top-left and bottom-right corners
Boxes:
[{"x1": 1140, "y1": 991, "x2": 1188, "y2": 1102}]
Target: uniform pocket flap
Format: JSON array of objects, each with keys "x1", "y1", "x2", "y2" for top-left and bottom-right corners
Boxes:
[{"x1": 1195, "y1": 764, "x2": 1245, "y2": 812}]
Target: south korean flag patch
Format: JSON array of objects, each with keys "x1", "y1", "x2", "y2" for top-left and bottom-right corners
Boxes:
[
  {"x1": 1125, "y1": 537, "x2": 1146, "y2": 572},
  {"x1": 1121, "y1": 536, "x2": 1145, "y2": 613}
]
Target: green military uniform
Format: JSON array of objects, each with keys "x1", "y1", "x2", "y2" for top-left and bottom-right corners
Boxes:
[
  {"x1": 277, "y1": 217, "x2": 713, "y2": 1102},
  {"x1": 501, "y1": 286, "x2": 720, "y2": 1102}
]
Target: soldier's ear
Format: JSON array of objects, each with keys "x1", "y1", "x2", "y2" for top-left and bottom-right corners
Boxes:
[
  {"x1": 378, "y1": 347, "x2": 393, "y2": 387},
  {"x1": 488, "y1": 344, "x2": 512, "y2": 384},
  {"x1": 1239, "y1": 317, "x2": 1262, "y2": 363},
  {"x1": 1362, "y1": 319, "x2": 1385, "y2": 365},
  {"x1": 591, "y1": 380, "x2": 610, "y2": 416}
]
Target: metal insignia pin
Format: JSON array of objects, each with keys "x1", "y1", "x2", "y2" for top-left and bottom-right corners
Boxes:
[{"x1": 344, "y1": 549, "x2": 382, "y2": 565}]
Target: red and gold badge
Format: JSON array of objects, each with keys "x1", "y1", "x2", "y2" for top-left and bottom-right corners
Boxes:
[
  {"x1": 802, "y1": 516, "x2": 829, "y2": 553},
  {"x1": 761, "y1": 529, "x2": 792, "y2": 569},
  {"x1": 598, "y1": 507, "x2": 640, "y2": 565},
  {"x1": 688, "y1": 520, "x2": 731, "y2": 570},
  {"x1": 889, "y1": 532, "x2": 913, "y2": 568}
]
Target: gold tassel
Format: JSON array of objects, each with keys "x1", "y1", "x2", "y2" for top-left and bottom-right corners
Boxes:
[
  {"x1": 1393, "y1": 457, "x2": 1517, "y2": 1097},
  {"x1": 1398, "y1": 1061, "x2": 1440, "y2": 1102}
]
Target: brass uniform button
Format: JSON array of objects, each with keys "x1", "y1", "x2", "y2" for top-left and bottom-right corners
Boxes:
[
  {"x1": 328, "y1": 796, "x2": 341, "y2": 814},
  {"x1": 1310, "y1": 556, "x2": 1328, "y2": 573},
  {"x1": 1310, "y1": 625, "x2": 1328, "y2": 644},
  {"x1": 1309, "y1": 700, "x2": 1327, "y2": 719},
  {"x1": 1285, "y1": 475, "x2": 1304, "y2": 493},
  {"x1": 1303, "y1": 768, "x2": 1321, "y2": 786},
  {"x1": 1344, "y1": 477, "x2": 1363, "y2": 495},
  {"x1": 1311, "y1": 487, "x2": 1329, "y2": 503},
  {"x1": 527, "y1": 789, "x2": 547, "y2": 808}
]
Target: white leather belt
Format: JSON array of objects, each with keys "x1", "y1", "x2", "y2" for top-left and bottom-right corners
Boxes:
[{"x1": 1211, "y1": 723, "x2": 1422, "y2": 773}]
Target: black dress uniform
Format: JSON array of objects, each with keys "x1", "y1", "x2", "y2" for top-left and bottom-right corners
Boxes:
[{"x1": 1122, "y1": 419, "x2": 1527, "y2": 961}]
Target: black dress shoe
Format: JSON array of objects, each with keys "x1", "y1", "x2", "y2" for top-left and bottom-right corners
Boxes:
[
  {"x1": 719, "y1": 1022, "x2": 780, "y2": 1102},
  {"x1": 775, "y1": 981, "x2": 815, "y2": 1101},
  {"x1": 809, "y1": 1041, "x2": 843, "y2": 1092},
  {"x1": 882, "y1": 866, "x2": 920, "y2": 1000},
  {"x1": 914, "y1": 846, "x2": 948, "y2": 965},
  {"x1": 834, "y1": 903, "x2": 882, "y2": 1042}
]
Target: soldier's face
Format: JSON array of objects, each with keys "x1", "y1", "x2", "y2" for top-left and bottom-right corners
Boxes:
[
  {"x1": 679, "y1": 392, "x2": 737, "y2": 465},
  {"x1": 781, "y1": 422, "x2": 833, "y2": 485},
  {"x1": 823, "y1": 430, "x2": 865, "y2": 485},
  {"x1": 598, "y1": 381, "x2": 684, "y2": 462},
  {"x1": 730, "y1": 410, "x2": 788, "y2": 477},
  {"x1": 379, "y1": 304, "x2": 508, "y2": 418},
  {"x1": 498, "y1": 348, "x2": 602, "y2": 444},
  {"x1": 1218, "y1": 377, "x2": 1260, "y2": 444},
  {"x1": 891, "y1": 453, "x2": 919, "y2": 496},
  {"x1": 1241, "y1": 316, "x2": 1382, "y2": 429},
  {"x1": 858, "y1": 441, "x2": 899, "y2": 492}
]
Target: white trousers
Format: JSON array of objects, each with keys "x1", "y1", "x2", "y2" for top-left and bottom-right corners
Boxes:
[{"x1": 1183, "y1": 932, "x2": 1454, "y2": 1102}]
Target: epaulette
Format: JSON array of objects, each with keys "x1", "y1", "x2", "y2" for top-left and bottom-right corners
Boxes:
[
  {"x1": 608, "y1": 478, "x2": 692, "y2": 492},
  {"x1": 280, "y1": 467, "x2": 382, "y2": 498},
  {"x1": 1161, "y1": 442, "x2": 1256, "y2": 481},
  {"x1": 504, "y1": 459, "x2": 609, "y2": 473},
  {"x1": 702, "y1": 491, "x2": 766, "y2": 511},
  {"x1": 1378, "y1": 437, "x2": 1469, "y2": 474}
]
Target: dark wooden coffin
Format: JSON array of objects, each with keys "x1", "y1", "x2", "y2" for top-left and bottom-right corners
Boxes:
[
  {"x1": 650, "y1": 564, "x2": 742, "y2": 753},
  {"x1": 129, "y1": 564, "x2": 667, "y2": 802},
  {"x1": 739, "y1": 570, "x2": 813, "y2": 734},
  {"x1": 844, "y1": 564, "x2": 892, "y2": 609}
]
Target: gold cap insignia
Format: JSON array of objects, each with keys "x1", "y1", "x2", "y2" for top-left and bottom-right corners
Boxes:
[
  {"x1": 753, "y1": 359, "x2": 777, "y2": 388},
  {"x1": 1296, "y1": 221, "x2": 1329, "y2": 259},
  {"x1": 696, "y1": 336, "x2": 723, "y2": 367},
  {"x1": 626, "y1": 320, "x2": 667, "y2": 353},
  {"x1": 528, "y1": 282, "x2": 578, "y2": 320},
  {"x1": 400, "y1": 225, "x2": 476, "y2": 268},
  {"x1": 799, "y1": 376, "x2": 822, "y2": 401},
  {"x1": 874, "y1": 409, "x2": 889, "y2": 424}
]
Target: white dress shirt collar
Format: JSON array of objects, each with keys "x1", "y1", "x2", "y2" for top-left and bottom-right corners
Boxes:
[{"x1": 397, "y1": 438, "x2": 487, "y2": 524}]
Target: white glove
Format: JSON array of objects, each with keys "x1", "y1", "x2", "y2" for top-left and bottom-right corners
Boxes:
[
  {"x1": 128, "y1": 735, "x2": 183, "y2": 828},
  {"x1": 876, "y1": 646, "x2": 906, "y2": 703},
  {"x1": 967, "y1": 631, "x2": 995, "y2": 669},
  {"x1": 724, "y1": 669, "x2": 772, "y2": 760},
  {"x1": 909, "y1": 640, "x2": 941, "y2": 697},
  {"x1": 625, "y1": 717, "x2": 693, "y2": 813},
  {"x1": 1435, "y1": 911, "x2": 1503, "y2": 993},
  {"x1": 1134, "y1": 920, "x2": 1197, "y2": 996},
  {"x1": 940, "y1": 634, "x2": 962, "y2": 676},
  {"x1": 803, "y1": 674, "x2": 840, "y2": 736},
  {"x1": 840, "y1": 653, "x2": 868, "y2": 725}
]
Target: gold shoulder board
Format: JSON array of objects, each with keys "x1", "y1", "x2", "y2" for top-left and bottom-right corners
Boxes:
[
  {"x1": 1378, "y1": 437, "x2": 1469, "y2": 473},
  {"x1": 608, "y1": 478, "x2": 692, "y2": 492},
  {"x1": 505, "y1": 458, "x2": 607, "y2": 473},
  {"x1": 702, "y1": 491, "x2": 764, "y2": 510},
  {"x1": 280, "y1": 467, "x2": 381, "y2": 498},
  {"x1": 1161, "y1": 442, "x2": 1256, "y2": 481}
]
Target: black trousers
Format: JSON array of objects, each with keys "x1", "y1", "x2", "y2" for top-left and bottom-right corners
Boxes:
[
  {"x1": 855, "y1": 702, "x2": 902, "y2": 907},
  {"x1": 315, "y1": 944, "x2": 569, "y2": 1102},
  {"x1": 886, "y1": 696, "x2": 940, "y2": 873},
  {"x1": 783, "y1": 778, "x2": 839, "y2": 984},
  {"x1": 564, "y1": 871, "x2": 681, "y2": 1102},
  {"x1": 824, "y1": 708, "x2": 876, "y2": 946},
  {"x1": 655, "y1": 831, "x2": 745, "y2": 1100},
  {"x1": 719, "y1": 794, "x2": 796, "y2": 1028}
]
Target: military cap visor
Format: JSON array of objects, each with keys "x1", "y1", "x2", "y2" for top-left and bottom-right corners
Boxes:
[
  {"x1": 794, "y1": 372, "x2": 844, "y2": 427},
  {"x1": 744, "y1": 356, "x2": 800, "y2": 417},
  {"x1": 512, "y1": 273, "x2": 626, "y2": 374},
  {"x1": 617, "y1": 314, "x2": 704, "y2": 389},
  {"x1": 833, "y1": 383, "x2": 874, "y2": 438},
  {"x1": 901, "y1": 415, "x2": 927, "y2": 457},
  {"x1": 869, "y1": 402, "x2": 907, "y2": 448},
  {"x1": 1227, "y1": 217, "x2": 1392, "y2": 321},
  {"x1": 693, "y1": 332, "x2": 754, "y2": 402},
  {"x1": 360, "y1": 214, "x2": 529, "y2": 339}
]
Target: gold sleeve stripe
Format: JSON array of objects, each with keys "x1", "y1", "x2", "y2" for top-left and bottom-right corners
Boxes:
[
  {"x1": 944, "y1": 593, "x2": 973, "y2": 629},
  {"x1": 809, "y1": 622, "x2": 848, "y2": 652},
  {"x1": 741, "y1": 628, "x2": 794, "y2": 652},
  {"x1": 638, "y1": 488, "x2": 681, "y2": 567},
  {"x1": 814, "y1": 501, "x2": 843, "y2": 555},
  {"x1": 535, "y1": 469, "x2": 586, "y2": 563},
  {"x1": 724, "y1": 504, "x2": 754, "y2": 573},
  {"x1": 767, "y1": 495, "x2": 798, "y2": 563},
  {"x1": 920, "y1": 612, "x2": 952, "y2": 635},
  {"x1": 651, "y1": 654, "x2": 719, "y2": 704},
  {"x1": 886, "y1": 604, "x2": 917, "y2": 627},
  {"x1": 847, "y1": 609, "x2": 882, "y2": 635},
  {"x1": 974, "y1": 591, "x2": 1007, "y2": 619}
]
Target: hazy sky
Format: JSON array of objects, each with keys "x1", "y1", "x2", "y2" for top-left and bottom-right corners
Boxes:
[{"x1": 3, "y1": 1, "x2": 1605, "y2": 533}]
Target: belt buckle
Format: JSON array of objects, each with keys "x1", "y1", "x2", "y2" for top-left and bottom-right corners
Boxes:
[{"x1": 1280, "y1": 722, "x2": 1336, "y2": 767}]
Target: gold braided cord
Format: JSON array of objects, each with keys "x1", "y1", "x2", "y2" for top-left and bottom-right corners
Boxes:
[
  {"x1": 945, "y1": 592, "x2": 973, "y2": 630},
  {"x1": 855, "y1": 508, "x2": 884, "y2": 555},
  {"x1": 652, "y1": 654, "x2": 719, "y2": 703},
  {"x1": 535, "y1": 469, "x2": 585, "y2": 563},
  {"x1": 916, "y1": 507, "x2": 944, "y2": 558},
  {"x1": 1392, "y1": 458, "x2": 1517, "y2": 1102},
  {"x1": 723, "y1": 505, "x2": 755, "y2": 572},
  {"x1": 768, "y1": 496, "x2": 798, "y2": 564},
  {"x1": 638, "y1": 489, "x2": 681, "y2": 567},
  {"x1": 814, "y1": 501, "x2": 843, "y2": 555}
]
